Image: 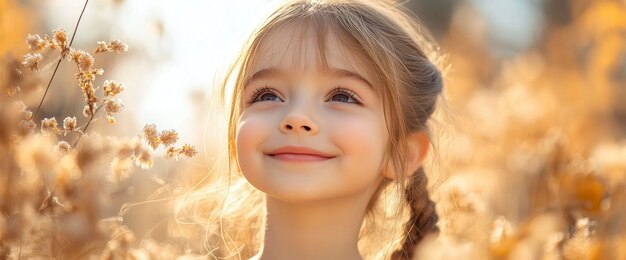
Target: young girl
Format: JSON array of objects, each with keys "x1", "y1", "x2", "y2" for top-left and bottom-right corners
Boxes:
[{"x1": 181, "y1": 0, "x2": 445, "y2": 259}]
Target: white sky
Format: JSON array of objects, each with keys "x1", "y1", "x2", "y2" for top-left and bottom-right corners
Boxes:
[{"x1": 128, "y1": 0, "x2": 278, "y2": 143}]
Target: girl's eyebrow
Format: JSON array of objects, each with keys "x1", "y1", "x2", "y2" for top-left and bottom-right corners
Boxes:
[
  {"x1": 244, "y1": 67, "x2": 373, "y2": 89},
  {"x1": 245, "y1": 67, "x2": 285, "y2": 87},
  {"x1": 324, "y1": 68, "x2": 374, "y2": 89}
]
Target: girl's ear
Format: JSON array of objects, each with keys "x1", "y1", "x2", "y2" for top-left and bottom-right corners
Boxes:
[
  {"x1": 383, "y1": 131, "x2": 430, "y2": 180},
  {"x1": 406, "y1": 131, "x2": 430, "y2": 175}
]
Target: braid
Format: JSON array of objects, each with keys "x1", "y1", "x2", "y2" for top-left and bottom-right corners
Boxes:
[{"x1": 391, "y1": 167, "x2": 439, "y2": 260}]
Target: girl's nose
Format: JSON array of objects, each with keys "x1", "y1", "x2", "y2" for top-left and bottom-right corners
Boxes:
[{"x1": 279, "y1": 113, "x2": 319, "y2": 135}]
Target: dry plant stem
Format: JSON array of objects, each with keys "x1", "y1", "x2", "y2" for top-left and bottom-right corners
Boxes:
[
  {"x1": 33, "y1": 0, "x2": 90, "y2": 120},
  {"x1": 73, "y1": 105, "x2": 101, "y2": 148}
]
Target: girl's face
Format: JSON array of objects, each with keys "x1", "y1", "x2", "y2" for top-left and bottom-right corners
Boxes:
[{"x1": 235, "y1": 26, "x2": 389, "y2": 203}]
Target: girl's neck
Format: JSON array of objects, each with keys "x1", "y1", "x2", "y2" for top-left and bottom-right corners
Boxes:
[{"x1": 252, "y1": 192, "x2": 374, "y2": 260}]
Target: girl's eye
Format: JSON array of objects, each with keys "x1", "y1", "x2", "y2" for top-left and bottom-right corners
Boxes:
[
  {"x1": 327, "y1": 87, "x2": 362, "y2": 105},
  {"x1": 247, "y1": 86, "x2": 283, "y2": 105}
]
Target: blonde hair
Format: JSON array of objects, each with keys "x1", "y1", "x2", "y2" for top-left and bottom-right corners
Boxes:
[{"x1": 177, "y1": 0, "x2": 446, "y2": 259}]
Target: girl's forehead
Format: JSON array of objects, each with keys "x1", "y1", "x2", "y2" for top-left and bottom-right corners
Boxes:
[{"x1": 248, "y1": 24, "x2": 374, "y2": 84}]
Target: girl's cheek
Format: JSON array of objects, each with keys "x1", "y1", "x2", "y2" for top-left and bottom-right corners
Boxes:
[
  {"x1": 328, "y1": 113, "x2": 386, "y2": 154},
  {"x1": 236, "y1": 114, "x2": 267, "y2": 152}
]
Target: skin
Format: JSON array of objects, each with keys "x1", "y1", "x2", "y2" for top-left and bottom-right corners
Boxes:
[{"x1": 235, "y1": 25, "x2": 429, "y2": 260}]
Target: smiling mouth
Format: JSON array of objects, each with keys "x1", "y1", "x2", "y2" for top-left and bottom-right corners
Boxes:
[{"x1": 267, "y1": 153, "x2": 334, "y2": 162}]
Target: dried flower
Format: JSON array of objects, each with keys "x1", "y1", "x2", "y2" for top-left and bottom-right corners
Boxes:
[
  {"x1": 142, "y1": 124, "x2": 160, "y2": 150},
  {"x1": 159, "y1": 130, "x2": 178, "y2": 147},
  {"x1": 165, "y1": 144, "x2": 197, "y2": 160},
  {"x1": 26, "y1": 34, "x2": 46, "y2": 51},
  {"x1": 94, "y1": 40, "x2": 128, "y2": 54},
  {"x1": 106, "y1": 115, "x2": 117, "y2": 124},
  {"x1": 22, "y1": 53, "x2": 43, "y2": 71},
  {"x1": 108, "y1": 40, "x2": 128, "y2": 53},
  {"x1": 18, "y1": 119, "x2": 36, "y2": 135},
  {"x1": 56, "y1": 141, "x2": 71, "y2": 152},
  {"x1": 104, "y1": 98, "x2": 123, "y2": 114},
  {"x1": 166, "y1": 146, "x2": 179, "y2": 160},
  {"x1": 116, "y1": 138, "x2": 140, "y2": 160},
  {"x1": 63, "y1": 116, "x2": 77, "y2": 132},
  {"x1": 83, "y1": 104, "x2": 97, "y2": 117},
  {"x1": 52, "y1": 28, "x2": 69, "y2": 56},
  {"x1": 179, "y1": 144, "x2": 197, "y2": 158},
  {"x1": 103, "y1": 80, "x2": 125, "y2": 97},
  {"x1": 76, "y1": 68, "x2": 99, "y2": 115},
  {"x1": 135, "y1": 150, "x2": 153, "y2": 169},
  {"x1": 94, "y1": 41, "x2": 109, "y2": 54},
  {"x1": 69, "y1": 48, "x2": 94, "y2": 72},
  {"x1": 52, "y1": 28, "x2": 68, "y2": 46},
  {"x1": 15, "y1": 101, "x2": 32, "y2": 120},
  {"x1": 41, "y1": 117, "x2": 60, "y2": 135},
  {"x1": 22, "y1": 110, "x2": 33, "y2": 120}
]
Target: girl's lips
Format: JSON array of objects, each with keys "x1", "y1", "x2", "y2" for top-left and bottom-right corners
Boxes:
[
  {"x1": 269, "y1": 153, "x2": 333, "y2": 162},
  {"x1": 266, "y1": 145, "x2": 336, "y2": 162}
]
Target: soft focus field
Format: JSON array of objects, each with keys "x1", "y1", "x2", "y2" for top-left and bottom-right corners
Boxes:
[{"x1": 1, "y1": 0, "x2": 625, "y2": 259}]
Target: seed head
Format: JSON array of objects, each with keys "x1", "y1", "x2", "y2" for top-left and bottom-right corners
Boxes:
[
  {"x1": 142, "y1": 124, "x2": 160, "y2": 150},
  {"x1": 15, "y1": 101, "x2": 32, "y2": 120},
  {"x1": 52, "y1": 28, "x2": 70, "y2": 56},
  {"x1": 104, "y1": 98, "x2": 123, "y2": 115},
  {"x1": 69, "y1": 49, "x2": 94, "y2": 72},
  {"x1": 22, "y1": 53, "x2": 43, "y2": 71},
  {"x1": 26, "y1": 34, "x2": 46, "y2": 51},
  {"x1": 83, "y1": 104, "x2": 97, "y2": 117},
  {"x1": 103, "y1": 80, "x2": 125, "y2": 97},
  {"x1": 108, "y1": 40, "x2": 128, "y2": 53},
  {"x1": 56, "y1": 141, "x2": 71, "y2": 153},
  {"x1": 159, "y1": 130, "x2": 178, "y2": 147},
  {"x1": 135, "y1": 150, "x2": 153, "y2": 169},
  {"x1": 63, "y1": 117, "x2": 77, "y2": 131},
  {"x1": 94, "y1": 41, "x2": 109, "y2": 54},
  {"x1": 94, "y1": 40, "x2": 128, "y2": 54},
  {"x1": 41, "y1": 117, "x2": 60, "y2": 135},
  {"x1": 180, "y1": 144, "x2": 198, "y2": 158},
  {"x1": 166, "y1": 146, "x2": 179, "y2": 160},
  {"x1": 19, "y1": 119, "x2": 36, "y2": 135}
]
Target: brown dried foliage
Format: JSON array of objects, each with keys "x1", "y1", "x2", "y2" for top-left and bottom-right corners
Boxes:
[{"x1": 0, "y1": 2, "x2": 196, "y2": 258}]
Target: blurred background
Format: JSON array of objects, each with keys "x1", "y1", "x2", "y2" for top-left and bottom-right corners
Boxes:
[
  {"x1": 1, "y1": 0, "x2": 626, "y2": 258},
  {"x1": 2, "y1": 0, "x2": 624, "y2": 151}
]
